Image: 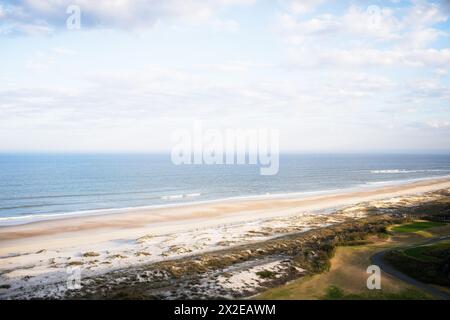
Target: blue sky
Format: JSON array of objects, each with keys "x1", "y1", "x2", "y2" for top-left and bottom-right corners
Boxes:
[{"x1": 0, "y1": 0, "x2": 449, "y2": 153}]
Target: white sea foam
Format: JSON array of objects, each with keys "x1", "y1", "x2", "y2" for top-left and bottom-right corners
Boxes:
[
  {"x1": 161, "y1": 193, "x2": 201, "y2": 200},
  {"x1": 186, "y1": 193, "x2": 201, "y2": 197},
  {"x1": 371, "y1": 169, "x2": 450, "y2": 174},
  {"x1": 1, "y1": 175, "x2": 449, "y2": 227}
]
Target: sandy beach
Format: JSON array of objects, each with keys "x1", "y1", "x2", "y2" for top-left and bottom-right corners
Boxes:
[{"x1": 1, "y1": 177, "x2": 450, "y2": 298}]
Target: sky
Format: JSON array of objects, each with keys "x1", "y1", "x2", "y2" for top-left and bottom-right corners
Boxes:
[{"x1": 0, "y1": 0, "x2": 449, "y2": 153}]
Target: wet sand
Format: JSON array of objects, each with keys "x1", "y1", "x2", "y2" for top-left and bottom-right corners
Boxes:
[
  {"x1": 1, "y1": 177, "x2": 450, "y2": 254},
  {"x1": 1, "y1": 177, "x2": 450, "y2": 299}
]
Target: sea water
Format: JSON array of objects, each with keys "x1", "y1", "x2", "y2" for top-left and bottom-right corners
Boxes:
[{"x1": 0, "y1": 153, "x2": 449, "y2": 225}]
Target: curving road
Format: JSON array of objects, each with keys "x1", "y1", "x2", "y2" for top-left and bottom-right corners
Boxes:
[{"x1": 371, "y1": 236, "x2": 450, "y2": 300}]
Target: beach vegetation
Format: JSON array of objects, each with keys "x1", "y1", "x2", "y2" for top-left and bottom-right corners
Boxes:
[
  {"x1": 256, "y1": 270, "x2": 276, "y2": 279},
  {"x1": 82, "y1": 251, "x2": 100, "y2": 257}
]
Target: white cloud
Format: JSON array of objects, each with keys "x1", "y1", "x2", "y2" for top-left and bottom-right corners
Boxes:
[
  {"x1": 277, "y1": 12, "x2": 339, "y2": 39},
  {"x1": 1, "y1": 60, "x2": 448, "y2": 152},
  {"x1": 286, "y1": 0, "x2": 326, "y2": 15},
  {"x1": 278, "y1": 1, "x2": 449, "y2": 46},
  {"x1": 277, "y1": 7, "x2": 403, "y2": 46},
  {"x1": 405, "y1": 0, "x2": 448, "y2": 26},
  {"x1": 426, "y1": 121, "x2": 450, "y2": 129},
  {"x1": 286, "y1": 46, "x2": 450, "y2": 70},
  {"x1": 404, "y1": 27, "x2": 446, "y2": 49},
  {"x1": 24, "y1": 47, "x2": 77, "y2": 71},
  {"x1": 278, "y1": 1, "x2": 450, "y2": 74},
  {"x1": 1, "y1": 1, "x2": 449, "y2": 152},
  {"x1": 404, "y1": 79, "x2": 450, "y2": 99},
  {"x1": 343, "y1": 5, "x2": 401, "y2": 41},
  {"x1": 0, "y1": 0, "x2": 256, "y2": 34}
]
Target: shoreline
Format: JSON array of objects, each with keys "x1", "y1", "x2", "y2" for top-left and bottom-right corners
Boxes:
[
  {"x1": 1, "y1": 177, "x2": 450, "y2": 299},
  {"x1": 1, "y1": 177, "x2": 450, "y2": 246},
  {"x1": 2, "y1": 174, "x2": 450, "y2": 227}
]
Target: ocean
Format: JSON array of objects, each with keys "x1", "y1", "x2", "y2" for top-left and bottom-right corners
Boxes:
[{"x1": 1, "y1": 153, "x2": 450, "y2": 225}]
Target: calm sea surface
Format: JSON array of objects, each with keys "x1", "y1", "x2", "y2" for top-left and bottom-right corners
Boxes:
[{"x1": 1, "y1": 154, "x2": 450, "y2": 225}]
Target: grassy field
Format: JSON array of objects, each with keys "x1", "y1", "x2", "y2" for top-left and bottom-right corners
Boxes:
[
  {"x1": 384, "y1": 239, "x2": 450, "y2": 286},
  {"x1": 257, "y1": 221, "x2": 450, "y2": 300},
  {"x1": 403, "y1": 241, "x2": 450, "y2": 261},
  {"x1": 391, "y1": 221, "x2": 446, "y2": 233}
]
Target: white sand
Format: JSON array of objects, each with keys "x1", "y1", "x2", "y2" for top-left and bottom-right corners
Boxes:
[{"x1": 0, "y1": 177, "x2": 449, "y2": 298}]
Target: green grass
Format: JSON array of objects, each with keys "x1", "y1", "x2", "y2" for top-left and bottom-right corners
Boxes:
[
  {"x1": 404, "y1": 246, "x2": 439, "y2": 261},
  {"x1": 403, "y1": 242, "x2": 450, "y2": 261},
  {"x1": 322, "y1": 285, "x2": 432, "y2": 300},
  {"x1": 391, "y1": 221, "x2": 446, "y2": 233},
  {"x1": 385, "y1": 240, "x2": 450, "y2": 287}
]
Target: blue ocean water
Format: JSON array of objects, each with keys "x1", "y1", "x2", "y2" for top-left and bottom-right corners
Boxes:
[{"x1": 0, "y1": 154, "x2": 450, "y2": 225}]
